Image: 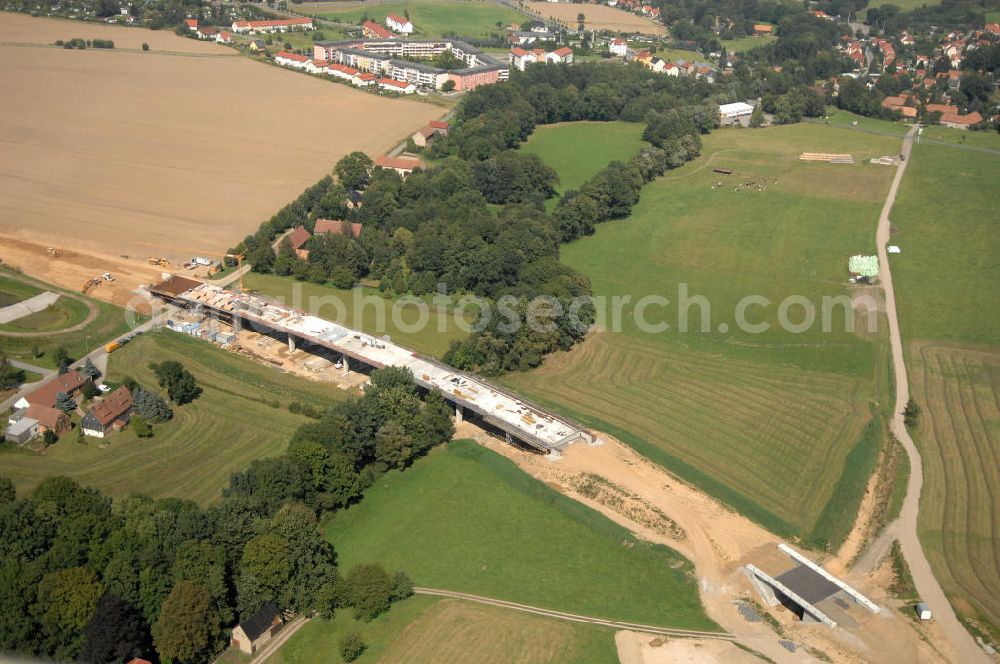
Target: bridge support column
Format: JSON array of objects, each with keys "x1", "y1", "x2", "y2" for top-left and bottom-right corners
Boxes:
[
  {"x1": 288, "y1": 334, "x2": 296, "y2": 352},
  {"x1": 455, "y1": 405, "x2": 463, "y2": 423},
  {"x1": 341, "y1": 356, "x2": 349, "y2": 375},
  {"x1": 746, "y1": 570, "x2": 779, "y2": 606}
]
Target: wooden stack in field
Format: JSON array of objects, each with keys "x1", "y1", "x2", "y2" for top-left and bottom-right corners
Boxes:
[{"x1": 799, "y1": 152, "x2": 854, "y2": 164}]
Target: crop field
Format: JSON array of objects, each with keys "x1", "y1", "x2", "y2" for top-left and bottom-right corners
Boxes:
[
  {"x1": 303, "y1": 0, "x2": 522, "y2": 39},
  {"x1": 521, "y1": 121, "x2": 647, "y2": 193},
  {"x1": 379, "y1": 599, "x2": 618, "y2": 664},
  {"x1": 0, "y1": 14, "x2": 443, "y2": 263},
  {"x1": 242, "y1": 273, "x2": 470, "y2": 358},
  {"x1": 0, "y1": 331, "x2": 346, "y2": 503},
  {"x1": 0, "y1": 270, "x2": 136, "y2": 369},
  {"x1": 528, "y1": 1, "x2": 667, "y2": 34},
  {"x1": 326, "y1": 439, "x2": 716, "y2": 629},
  {"x1": 892, "y1": 142, "x2": 1000, "y2": 639},
  {"x1": 506, "y1": 124, "x2": 902, "y2": 542}
]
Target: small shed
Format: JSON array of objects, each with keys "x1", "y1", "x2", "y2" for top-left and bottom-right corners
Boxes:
[
  {"x1": 916, "y1": 602, "x2": 932, "y2": 620},
  {"x1": 5, "y1": 417, "x2": 39, "y2": 444},
  {"x1": 231, "y1": 603, "x2": 283, "y2": 654}
]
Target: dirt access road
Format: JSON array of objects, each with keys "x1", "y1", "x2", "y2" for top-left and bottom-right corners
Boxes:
[{"x1": 875, "y1": 127, "x2": 990, "y2": 663}]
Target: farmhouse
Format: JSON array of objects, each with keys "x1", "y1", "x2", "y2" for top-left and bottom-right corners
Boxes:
[
  {"x1": 231, "y1": 603, "x2": 283, "y2": 655},
  {"x1": 14, "y1": 370, "x2": 87, "y2": 410},
  {"x1": 285, "y1": 225, "x2": 312, "y2": 259},
  {"x1": 81, "y1": 386, "x2": 133, "y2": 438},
  {"x1": 610, "y1": 37, "x2": 628, "y2": 56},
  {"x1": 386, "y1": 13, "x2": 414, "y2": 34},
  {"x1": 314, "y1": 219, "x2": 363, "y2": 238},
  {"x1": 411, "y1": 120, "x2": 449, "y2": 147},
  {"x1": 940, "y1": 110, "x2": 983, "y2": 129},
  {"x1": 232, "y1": 18, "x2": 313, "y2": 34},
  {"x1": 26, "y1": 405, "x2": 71, "y2": 436},
  {"x1": 719, "y1": 101, "x2": 755, "y2": 126},
  {"x1": 374, "y1": 155, "x2": 423, "y2": 177},
  {"x1": 362, "y1": 20, "x2": 392, "y2": 39}
]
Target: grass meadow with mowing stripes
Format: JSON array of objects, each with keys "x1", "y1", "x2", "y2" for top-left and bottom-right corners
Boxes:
[
  {"x1": 506, "y1": 124, "x2": 901, "y2": 544},
  {"x1": 0, "y1": 331, "x2": 346, "y2": 504},
  {"x1": 521, "y1": 121, "x2": 648, "y2": 193},
  {"x1": 241, "y1": 272, "x2": 470, "y2": 358},
  {"x1": 891, "y1": 141, "x2": 1000, "y2": 641},
  {"x1": 325, "y1": 439, "x2": 716, "y2": 629},
  {"x1": 308, "y1": 0, "x2": 522, "y2": 39},
  {"x1": 0, "y1": 269, "x2": 136, "y2": 368}
]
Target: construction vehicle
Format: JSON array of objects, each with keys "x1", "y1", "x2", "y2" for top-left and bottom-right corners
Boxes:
[
  {"x1": 225, "y1": 251, "x2": 248, "y2": 292},
  {"x1": 104, "y1": 341, "x2": 120, "y2": 353},
  {"x1": 101, "y1": 272, "x2": 115, "y2": 282},
  {"x1": 147, "y1": 257, "x2": 170, "y2": 266},
  {"x1": 46, "y1": 247, "x2": 59, "y2": 257},
  {"x1": 82, "y1": 277, "x2": 100, "y2": 294}
]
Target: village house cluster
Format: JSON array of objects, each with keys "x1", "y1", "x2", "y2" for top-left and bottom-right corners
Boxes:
[{"x1": 608, "y1": 37, "x2": 718, "y2": 81}]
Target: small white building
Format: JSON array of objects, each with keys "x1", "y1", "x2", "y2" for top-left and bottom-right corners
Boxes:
[
  {"x1": 916, "y1": 603, "x2": 932, "y2": 620},
  {"x1": 610, "y1": 37, "x2": 628, "y2": 56},
  {"x1": 546, "y1": 47, "x2": 574, "y2": 65},
  {"x1": 719, "y1": 101, "x2": 755, "y2": 126},
  {"x1": 386, "y1": 13, "x2": 414, "y2": 34}
]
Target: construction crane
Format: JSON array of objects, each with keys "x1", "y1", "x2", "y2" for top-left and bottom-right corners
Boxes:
[{"x1": 225, "y1": 251, "x2": 248, "y2": 292}]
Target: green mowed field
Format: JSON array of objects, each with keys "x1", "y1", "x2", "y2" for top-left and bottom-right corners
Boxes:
[
  {"x1": 822, "y1": 108, "x2": 910, "y2": 137},
  {"x1": 0, "y1": 274, "x2": 43, "y2": 306},
  {"x1": 326, "y1": 439, "x2": 716, "y2": 629},
  {"x1": 0, "y1": 270, "x2": 135, "y2": 369},
  {"x1": 919, "y1": 125, "x2": 1000, "y2": 151},
  {"x1": 507, "y1": 124, "x2": 901, "y2": 542},
  {"x1": 242, "y1": 272, "x2": 470, "y2": 358},
  {"x1": 892, "y1": 142, "x2": 1000, "y2": 640},
  {"x1": 274, "y1": 597, "x2": 617, "y2": 664},
  {"x1": 309, "y1": 0, "x2": 522, "y2": 39},
  {"x1": 721, "y1": 34, "x2": 776, "y2": 52},
  {"x1": 0, "y1": 331, "x2": 346, "y2": 504},
  {"x1": 521, "y1": 121, "x2": 648, "y2": 193}
]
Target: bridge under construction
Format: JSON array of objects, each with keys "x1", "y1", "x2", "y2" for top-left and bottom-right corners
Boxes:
[{"x1": 148, "y1": 275, "x2": 593, "y2": 453}]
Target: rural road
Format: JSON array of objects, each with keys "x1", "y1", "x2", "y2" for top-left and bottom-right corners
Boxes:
[
  {"x1": 875, "y1": 126, "x2": 989, "y2": 663},
  {"x1": 413, "y1": 587, "x2": 736, "y2": 641}
]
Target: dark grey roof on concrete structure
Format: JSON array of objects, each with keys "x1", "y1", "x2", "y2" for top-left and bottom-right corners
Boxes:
[{"x1": 776, "y1": 565, "x2": 840, "y2": 605}]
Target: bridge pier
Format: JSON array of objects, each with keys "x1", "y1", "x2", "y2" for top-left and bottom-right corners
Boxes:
[
  {"x1": 288, "y1": 333, "x2": 296, "y2": 352},
  {"x1": 341, "y1": 356, "x2": 349, "y2": 375},
  {"x1": 455, "y1": 405, "x2": 464, "y2": 423}
]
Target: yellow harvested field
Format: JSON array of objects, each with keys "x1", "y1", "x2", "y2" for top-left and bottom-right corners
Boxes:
[
  {"x1": 0, "y1": 14, "x2": 444, "y2": 263},
  {"x1": 528, "y1": 1, "x2": 666, "y2": 35}
]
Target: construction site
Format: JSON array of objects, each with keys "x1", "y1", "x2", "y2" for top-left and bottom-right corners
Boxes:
[{"x1": 147, "y1": 275, "x2": 594, "y2": 454}]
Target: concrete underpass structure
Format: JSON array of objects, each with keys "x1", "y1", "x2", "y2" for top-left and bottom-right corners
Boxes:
[{"x1": 149, "y1": 276, "x2": 593, "y2": 453}]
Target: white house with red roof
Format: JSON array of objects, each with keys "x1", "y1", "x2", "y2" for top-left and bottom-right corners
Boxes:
[
  {"x1": 378, "y1": 78, "x2": 417, "y2": 94},
  {"x1": 196, "y1": 26, "x2": 217, "y2": 40},
  {"x1": 386, "y1": 13, "x2": 414, "y2": 34},
  {"x1": 184, "y1": 18, "x2": 198, "y2": 31},
  {"x1": 610, "y1": 36, "x2": 628, "y2": 56},
  {"x1": 546, "y1": 47, "x2": 573, "y2": 64},
  {"x1": 274, "y1": 51, "x2": 310, "y2": 69},
  {"x1": 306, "y1": 59, "x2": 329, "y2": 74},
  {"x1": 216, "y1": 31, "x2": 233, "y2": 44},
  {"x1": 352, "y1": 72, "x2": 377, "y2": 87}
]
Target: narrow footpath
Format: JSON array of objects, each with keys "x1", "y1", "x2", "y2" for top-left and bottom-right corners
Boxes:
[{"x1": 875, "y1": 126, "x2": 989, "y2": 663}]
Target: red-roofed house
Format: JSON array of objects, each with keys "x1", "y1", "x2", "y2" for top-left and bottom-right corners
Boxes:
[
  {"x1": 353, "y1": 72, "x2": 377, "y2": 86},
  {"x1": 232, "y1": 17, "x2": 313, "y2": 34},
  {"x1": 386, "y1": 13, "x2": 414, "y2": 34},
  {"x1": 753, "y1": 24, "x2": 773, "y2": 34},
  {"x1": 14, "y1": 371, "x2": 87, "y2": 410},
  {"x1": 429, "y1": 120, "x2": 449, "y2": 134},
  {"x1": 314, "y1": 219, "x2": 363, "y2": 238},
  {"x1": 81, "y1": 386, "x2": 133, "y2": 438},
  {"x1": 216, "y1": 31, "x2": 233, "y2": 44},
  {"x1": 284, "y1": 225, "x2": 312, "y2": 259},
  {"x1": 986, "y1": 23, "x2": 1000, "y2": 36},
  {"x1": 306, "y1": 59, "x2": 329, "y2": 74},
  {"x1": 274, "y1": 51, "x2": 310, "y2": 69},
  {"x1": 196, "y1": 26, "x2": 217, "y2": 39},
  {"x1": 27, "y1": 405, "x2": 70, "y2": 437},
  {"x1": 362, "y1": 20, "x2": 392, "y2": 39},
  {"x1": 185, "y1": 18, "x2": 198, "y2": 31},
  {"x1": 925, "y1": 103, "x2": 958, "y2": 115},
  {"x1": 378, "y1": 78, "x2": 417, "y2": 94},
  {"x1": 547, "y1": 47, "x2": 573, "y2": 64},
  {"x1": 374, "y1": 155, "x2": 424, "y2": 177},
  {"x1": 940, "y1": 111, "x2": 983, "y2": 129},
  {"x1": 610, "y1": 37, "x2": 628, "y2": 57}
]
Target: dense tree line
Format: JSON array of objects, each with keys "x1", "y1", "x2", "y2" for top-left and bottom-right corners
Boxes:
[
  {"x1": 0, "y1": 367, "x2": 449, "y2": 662},
  {"x1": 237, "y1": 63, "x2": 720, "y2": 375},
  {"x1": 867, "y1": 0, "x2": 1000, "y2": 35}
]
